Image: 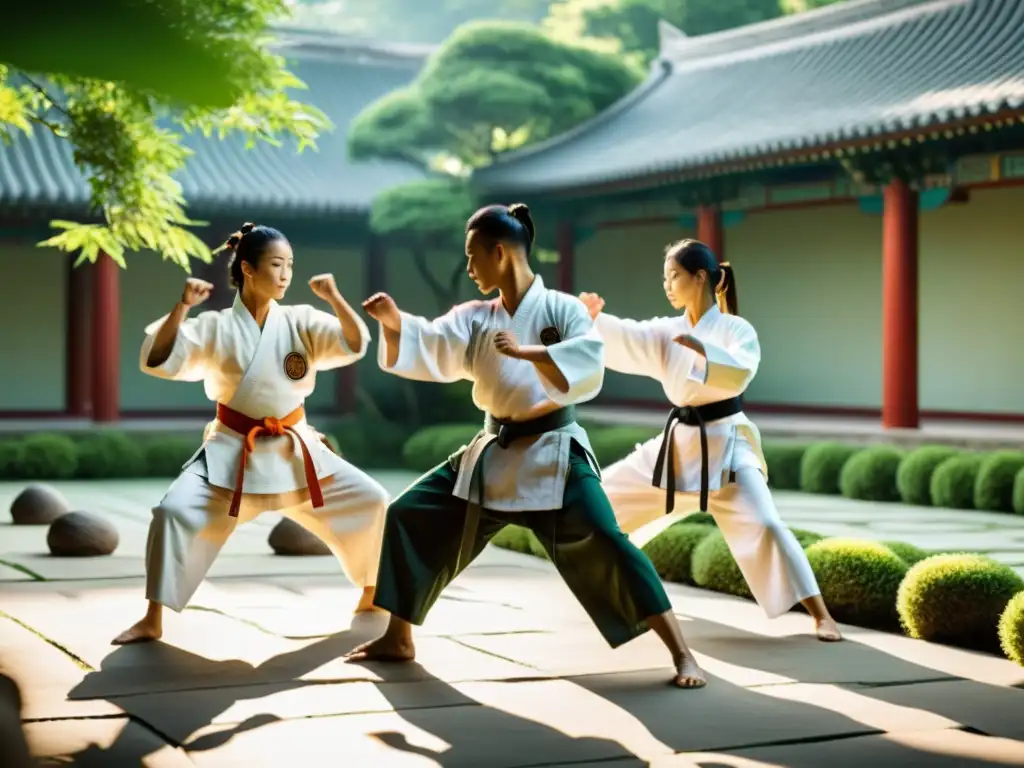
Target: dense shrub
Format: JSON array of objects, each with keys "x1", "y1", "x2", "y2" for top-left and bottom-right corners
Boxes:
[
  {"x1": 75, "y1": 431, "x2": 145, "y2": 478},
  {"x1": 142, "y1": 436, "x2": 200, "y2": 477},
  {"x1": 641, "y1": 522, "x2": 715, "y2": 584},
  {"x1": 334, "y1": 416, "x2": 413, "y2": 470},
  {"x1": 800, "y1": 442, "x2": 861, "y2": 495},
  {"x1": 682, "y1": 511, "x2": 717, "y2": 527},
  {"x1": 791, "y1": 528, "x2": 825, "y2": 548},
  {"x1": 11, "y1": 434, "x2": 79, "y2": 480},
  {"x1": 974, "y1": 451, "x2": 1024, "y2": 513},
  {"x1": 490, "y1": 524, "x2": 548, "y2": 560},
  {"x1": 897, "y1": 554, "x2": 1024, "y2": 650},
  {"x1": 998, "y1": 591, "x2": 1024, "y2": 666},
  {"x1": 1013, "y1": 469, "x2": 1024, "y2": 515},
  {"x1": 805, "y1": 538, "x2": 908, "y2": 628},
  {"x1": 930, "y1": 454, "x2": 984, "y2": 509},
  {"x1": 585, "y1": 426, "x2": 659, "y2": 468},
  {"x1": 691, "y1": 530, "x2": 752, "y2": 599},
  {"x1": 402, "y1": 423, "x2": 481, "y2": 472},
  {"x1": 896, "y1": 445, "x2": 959, "y2": 506},
  {"x1": 839, "y1": 446, "x2": 904, "y2": 502},
  {"x1": 883, "y1": 541, "x2": 930, "y2": 566},
  {"x1": 762, "y1": 443, "x2": 809, "y2": 490},
  {"x1": 0, "y1": 440, "x2": 26, "y2": 480}
]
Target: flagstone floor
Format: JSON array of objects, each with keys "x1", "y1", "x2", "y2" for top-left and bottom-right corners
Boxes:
[{"x1": 2, "y1": 474, "x2": 1024, "y2": 766}]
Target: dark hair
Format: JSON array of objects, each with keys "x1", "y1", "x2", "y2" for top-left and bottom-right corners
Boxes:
[
  {"x1": 465, "y1": 202, "x2": 535, "y2": 256},
  {"x1": 665, "y1": 238, "x2": 738, "y2": 315},
  {"x1": 222, "y1": 223, "x2": 288, "y2": 289}
]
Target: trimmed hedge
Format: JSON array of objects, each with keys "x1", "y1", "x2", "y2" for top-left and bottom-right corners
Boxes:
[
  {"x1": 805, "y1": 538, "x2": 908, "y2": 628},
  {"x1": 930, "y1": 454, "x2": 984, "y2": 509},
  {"x1": 1014, "y1": 468, "x2": 1024, "y2": 516},
  {"x1": 691, "y1": 529, "x2": 752, "y2": 599},
  {"x1": 800, "y1": 442, "x2": 862, "y2": 495},
  {"x1": 974, "y1": 451, "x2": 1024, "y2": 513},
  {"x1": 401, "y1": 423, "x2": 481, "y2": 472},
  {"x1": 897, "y1": 446, "x2": 960, "y2": 507},
  {"x1": 585, "y1": 426, "x2": 659, "y2": 468},
  {"x1": 896, "y1": 554, "x2": 1024, "y2": 650},
  {"x1": 762, "y1": 443, "x2": 809, "y2": 491},
  {"x1": 641, "y1": 522, "x2": 715, "y2": 584},
  {"x1": 882, "y1": 541, "x2": 931, "y2": 566},
  {"x1": 998, "y1": 591, "x2": 1024, "y2": 666},
  {"x1": 839, "y1": 446, "x2": 904, "y2": 502}
]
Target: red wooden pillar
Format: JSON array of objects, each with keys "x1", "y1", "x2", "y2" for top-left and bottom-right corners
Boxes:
[
  {"x1": 91, "y1": 252, "x2": 120, "y2": 423},
  {"x1": 881, "y1": 178, "x2": 919, "y2": 429},
  {"x1": 696, "y1": 204, "x2": 724, "y2": 261},
  {"x1": 66, "y1": 258, "x2": 92, "y2": 416},
  {"x1": 555, "y1": 221, "x2": 574, "y2": 293}
]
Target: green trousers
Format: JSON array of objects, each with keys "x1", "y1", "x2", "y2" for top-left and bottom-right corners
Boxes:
[{"x1": 372, "y1": 441, "x2": 672, "y2": 648}]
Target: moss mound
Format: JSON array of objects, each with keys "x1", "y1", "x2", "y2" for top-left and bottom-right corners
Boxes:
[
  {"x1": 930, "y1": 454, "x2": 984, "y2": 509},
  {"x1": 641, "y1": 522, "x2": 716, "y2": 584},
  {"x1": 691, "y1": 530, "x2": 751, "y2": 600},
  {"x1": 839, "y1": 446, "x2": 905, "y2": 502},
  {"x1": 805, "y1": 538, "x2": 909, "y2": 628},
  {"x1": 998, "y1": 591, "x2": 1024, "y2": 666},
  {"x1": 896, "y1": 445, "x2": 960, "y2": 506},
  {"x1": 800, "y1": 442, "x2": 861, "y2": 495}
]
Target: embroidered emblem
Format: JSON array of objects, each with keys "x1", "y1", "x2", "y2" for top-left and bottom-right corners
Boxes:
[
  {"x1": 284, "y1": 352, "x2": 308, "y2": 380},
  {"x1": 539, "y1": 326, "x2": 561, "y2": 346}
]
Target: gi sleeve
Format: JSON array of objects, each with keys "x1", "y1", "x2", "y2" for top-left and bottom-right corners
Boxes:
[
  {"x1": 378, "y1": 305, "x2": 474, "y2": 384},
  {"x1": 593, "y1": 312, "x2": 674, "y2": 381},
  {"x1": 688, "y1": 320, "x2": 761, "y2": 394},
  {"x1": 539, "y1": 296, "x2": 605, "y2": 406},
  {"x1": 139, "y1": 311, "x2": 216, "y2": 382},
  {"x1": 295, "y1": 305, "x2": 370, "y2": 371}
]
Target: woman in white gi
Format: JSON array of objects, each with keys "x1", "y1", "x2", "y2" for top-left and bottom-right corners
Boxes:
[
  {"x1": 348, "y1": 204, "x2": 708, "y2": 689},
  {"x1": 578, "y1": 239, "x2": 842, "y2": 642},
  {"x1": 112, "y1": 223, "x2": 391, "y2": 645}
]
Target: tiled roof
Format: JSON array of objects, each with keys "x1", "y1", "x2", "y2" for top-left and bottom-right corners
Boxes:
[
  {"x1": 0, "y1": 30, "x2": 431, "y2": 215},
  {"x1": 473, "y1": 0, "x2": 1024, "y2": 196}
]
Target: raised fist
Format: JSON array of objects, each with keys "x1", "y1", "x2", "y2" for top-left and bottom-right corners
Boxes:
[
  {"x1": 578, "y1": 291, "x2": 604, "y2": 321},
  {"x1": 181, "y1": 278, "x2": 214, "y2": 307},
  {"x1": 309, "y1": 273, "x2": 340, "y2": 302},
  {"x1": 361, "y1": 292, "x2": 400, "y2": 332}
]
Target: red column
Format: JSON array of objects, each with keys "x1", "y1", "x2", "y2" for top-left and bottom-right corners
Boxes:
[
  {"x1": 556, "y1": 221, "x2": 574, "y2": 293},
  {"x1": 91, "y1": 252, "x2": 120, "y2": 423},
  {"x1": 881, "y1": 178, "x2": 919, "y2": 429},
  {"x1": 66, "y1": 258, "x2": 91, "y2": 416},
  {"x1": 696, "y1": 204, "x2": 723, "y2": 261}
]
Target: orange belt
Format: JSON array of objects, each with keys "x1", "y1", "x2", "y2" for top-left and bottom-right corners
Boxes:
[{"x1": 215, "y1": 403, "x2": 324, "y2": 518}]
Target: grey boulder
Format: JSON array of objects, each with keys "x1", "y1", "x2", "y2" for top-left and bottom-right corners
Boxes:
[{"x1": 47, "y1": 511, "x2": 119, "y2": 557}]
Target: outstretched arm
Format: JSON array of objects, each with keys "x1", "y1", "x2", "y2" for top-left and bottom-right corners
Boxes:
[{"x1": 675, "y1": 321, "x2": 760, "y2": 394}]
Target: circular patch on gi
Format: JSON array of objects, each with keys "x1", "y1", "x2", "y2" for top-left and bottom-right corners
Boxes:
[
  {"x1": 539, "y1": 326, "x2": 561, "y2": 346},
  {"x1": 283, "y1": 352, "x2": 308, "y2": 380}
]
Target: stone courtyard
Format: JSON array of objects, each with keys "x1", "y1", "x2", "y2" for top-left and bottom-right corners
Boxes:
[{"x1": 2, "y1": 474, "x2": 1024, "y2": 766}]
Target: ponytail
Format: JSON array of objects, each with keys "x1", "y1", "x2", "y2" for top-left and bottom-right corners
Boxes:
[{"x1": 715, "y1": 262, "x2": 739, "y2": 315}]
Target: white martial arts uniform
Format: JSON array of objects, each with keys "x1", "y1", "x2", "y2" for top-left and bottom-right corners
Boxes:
[
  {"x1": 140, "y1": 292, "x2": 389, "y2": 612},
  {"x1": 595, "y1": 305, "x2": 820, "y2": 618},
  {"x1": 379, "y1": 275, "x2": 604, "y2": 511}
]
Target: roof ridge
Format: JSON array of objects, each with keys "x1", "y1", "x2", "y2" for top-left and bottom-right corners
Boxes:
[
  {"x1": 473, "y1": 59, "x2": 674, "y2": 181},
  {"x1": 661, "y1": 0, "x2": 961, "y2": 65}
]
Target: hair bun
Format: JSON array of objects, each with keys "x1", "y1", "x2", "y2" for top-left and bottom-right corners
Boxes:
[
  {"x1": 240, "y1": 222, "x2": 256, "y2": 235},
  {"x1": 225, "y1": 233, "x2": 242, "y2": 250},
  {"x1": 507, "y1": 203, "x2": 529, "y2": 218}
]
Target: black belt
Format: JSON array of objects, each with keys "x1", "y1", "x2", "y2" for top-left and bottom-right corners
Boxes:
[
  {"x1": 454, "y1": 406, "x2": 578, "y2": 572},
  {"x1": 651, "y1": 397, "x2": 743, "y2": 515}
]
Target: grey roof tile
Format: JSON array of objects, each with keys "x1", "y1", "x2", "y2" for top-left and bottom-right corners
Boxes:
[
  {"x1": 0, "y1": 32, "x2": 429, "y2": 215},
  {"x1": 474, "y1": 0, "x2": 1024, "y2": 195}
]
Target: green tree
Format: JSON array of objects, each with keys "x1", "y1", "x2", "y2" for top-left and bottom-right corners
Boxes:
[
  {"x1": 369, "y1": 179, "x2": 477, "y2": 312},
  {"x1": 0, "y1": 1, "x2": 330, "y2": 271},
  {"x1": 349, "y1": 20, "x2": 644, "y2": 174}
]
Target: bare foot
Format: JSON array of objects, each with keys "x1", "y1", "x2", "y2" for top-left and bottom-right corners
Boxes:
[
  {"x1": 671, "y1": 655, "x2": 707, "y2": 689},
  {"x1": 111, "y1": 618, "x2": 162, "y2": 645},
  {"x1": 815, "y1": 617, "x2": 843, "y2": 642},
  {"x1": 354, "y1": 587, "x2": 387, "y2": 614},
  {"x1": 344, "y1": 634, "x2": 416, "y2": 663}
]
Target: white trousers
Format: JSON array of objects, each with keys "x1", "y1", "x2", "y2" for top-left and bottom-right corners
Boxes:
[
  {"x1": 602, "y1": 446, "x2": 821, "y2": 619},
  {"x1": 144, "y1": 459, "x2": 389, "y2": 612}
]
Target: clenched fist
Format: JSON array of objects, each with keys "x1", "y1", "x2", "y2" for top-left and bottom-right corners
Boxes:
[
  {"x1": 309, "y1": 273, "x2": 340, "y2": 302},
  {"x1": 578, "y1": 291, "x2": 604, "y2": 321},
  {"x1": 493, "y1": 330, "x2": 520, "y2": 358},
  {"x1": 181, "y1": 278, "x2": 214, "y2": 307},
  {"x1": 362, "y1": 292, "x2": 401, "y2": 333}
]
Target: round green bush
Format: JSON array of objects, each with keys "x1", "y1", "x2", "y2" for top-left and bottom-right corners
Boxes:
[
  {"x1": 142, "y1": 437, "x2": 199, "y2": 477},
  {"x1": 335, "y1": 416, "x2": 413, "y2": 470},
  {"x1": 974, "y1": 451, "x2": 1024, "y2": 513},
  {"x1": 1013, "y1": 468, "x2": 1024, "y2": 516},
  {"x1": 75, "y1": 431, "x2": 145, "y2": 478},
  {"x1": 896, "y1": 445, "x2": 959, "y2": 506},
  {"x1": 642, "y1": 522, "x2": 716, "y2": 584},
  {"x1": 998, "y1": 591, "x2": 1024, "y2": 666},
  {"x1": 883, "y1": 541, "x2": 930, "y2": 566},
  {"x1": 682, "y1": 511, "x2": 717, "y2": 527},
  {"x1": 930, "y1": 454, "x2": 984, "y2": 509},
  {"x1": 691, "y1": 530, "x2": 752, "y2": 599},
  {"x1": 490, "y1": 524, "x2": 548, "y2": 560},
  {"x1": 897, "y1": 554, "x2": 1024, "y2": 649},
  {"x1": 0, "y1": 440, "x2": 26, "y2": 480},
  {"x1": 839, "y1": 446, "x2": 905, "y2": 502},
  {"x1": 791, "y1": 528, "x2": 825, "y2": 548},
  {"x1": 805, "y1": 538, "x2": 909, "y2": 628},
  {"x1": 585, "y1": 426, "x2": 660, "y2": 468},
  {"x1": 800, "y1": 442, "x2": 862, "y2": 495},
  {"x1": 11, "y1": 434, "x2": 78, "y2": 480},
  {"x1": 762, "y1": 443, "x2": 808, "y2": 490},
  {"x1": 402, "y1": 423, "x2": 481, "y2": 472}
]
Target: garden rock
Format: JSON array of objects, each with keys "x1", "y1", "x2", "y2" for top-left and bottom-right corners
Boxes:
[
  {"x1": 268, "y1": 518, "x2": 331, "y2": 556},
  {"x1": 10, "y1": 484, "x2": 70, "y2": 525},
  {"x1": 46, "y1": 511, "x2": 119, "y2": 556}
]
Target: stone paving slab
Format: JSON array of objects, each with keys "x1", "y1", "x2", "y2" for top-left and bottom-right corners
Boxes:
[{"x1": 22, "y1": 718, "x2": 193, "y2": 767}]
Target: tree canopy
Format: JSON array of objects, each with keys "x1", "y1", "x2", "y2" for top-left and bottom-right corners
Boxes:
[
  {"x1": 349, "y1": 20, "x2": 644, "y2": 174},
  {"x1": 0, "y1": 0, "x2": 330, "y2": 270}
]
